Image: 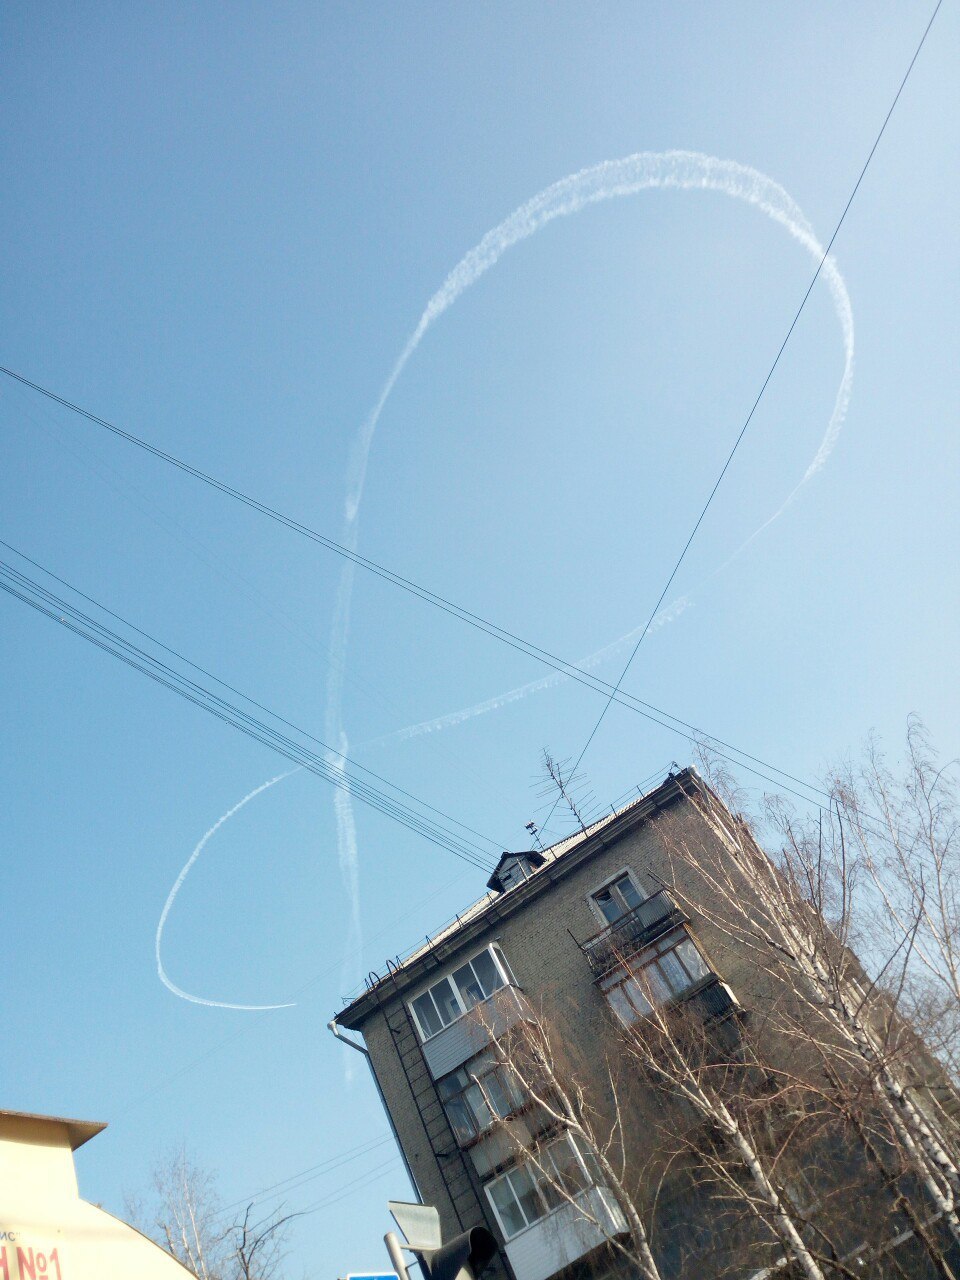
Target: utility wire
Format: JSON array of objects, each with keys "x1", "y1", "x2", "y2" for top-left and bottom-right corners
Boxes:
[
  {"x1": 4, "y1": 369, "x2": 844, "y2": 809},
  {"x1": 4, "y1": 3, "x2": 940, "y2": 836},
  {"x1": 0, "y1": 537, "x2": 503, "y2": 859},
  {"x1": 8, "y1": 381, "x2": 520, "y2": 823},
  {"x1": 0, "y1": 538, "x2": 848, "y2": 852},
  {"x1": 542, "y1": 0, "x2": 944, "y2": 833},
  {"x1": 294, "y1": 1155, "x2": 403, "y2": 1219},
  {"x1": 214, "y1": 1134, "x2": 394, "y2": 1219},
  {"x1": 0, "y1": 553, "x2": 498, "y2": 871}
]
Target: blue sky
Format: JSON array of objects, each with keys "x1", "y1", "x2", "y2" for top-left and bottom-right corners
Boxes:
[{"x1": 2, "y1": 2, "x2": 958, "y2": 1274}]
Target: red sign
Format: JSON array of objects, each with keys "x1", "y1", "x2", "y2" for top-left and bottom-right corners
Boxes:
[{"x1": 0, "y1": 1246, "x2": 64, "y2": 1280}]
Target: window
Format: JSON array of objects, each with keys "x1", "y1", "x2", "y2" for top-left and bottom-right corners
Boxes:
[
  {"x1": 601, "y1": 929, "x2": 711, "y2": 1026},
  {"x1": 409, "y1": 944, "x2": 514, "y2": 1041},
  {"x1": 438, "y1": 1051, "x2": 526, "y2": 1145},
  {"x1": 485, "y1": 1136, "x2": 601, "y2": 1240},
  {"x1": 591, "y1": 872, "x2": 646, "y2": 925}
]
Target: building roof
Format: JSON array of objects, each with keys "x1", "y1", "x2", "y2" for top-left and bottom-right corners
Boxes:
[
  {"x1": 0, "y1": 1109, "x2": 107, "y2": 1151},
  {"x1": 486, "y1": 848, "x2": 546, "y2": 893},
  {"x1": 336, "y1": 767, "x2": 698, "y2": 1030}
]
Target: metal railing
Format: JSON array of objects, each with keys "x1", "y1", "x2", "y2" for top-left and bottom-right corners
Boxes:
[
  {"x1": 580, "y1": 889, "x2": 684, "y2": 977},
  {"x1": 683, "y1": 976, "x2": 738, "y2": 1024}
]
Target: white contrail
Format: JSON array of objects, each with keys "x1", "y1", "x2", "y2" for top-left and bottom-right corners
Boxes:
[
  {"x1": 378, "y1": 596, "x2": 692, "y2": 745},
  {"x1": 156, "y1": 771, "x2": 298, "y2": 1010},
  {"x1": 344, "y1": 151, "x2": 853, "y2": 524},
  {"x1": 165, "y1": 152, "x2": 854, "y2": 1013},
  {"x1": 331, "y1": 150, "x2": 852, "y2": 780},
  {"x1": 160, "y1": 149, "x2": 855, "y2": 1008}
]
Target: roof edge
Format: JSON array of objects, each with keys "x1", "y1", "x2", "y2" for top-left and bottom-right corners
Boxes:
[
  {"x1": 336, "y1": 767, "x2": 701, "y2": 1030},
  {"x1": 0, "y1": 1109, "x2": 107, "y2": 1151}
]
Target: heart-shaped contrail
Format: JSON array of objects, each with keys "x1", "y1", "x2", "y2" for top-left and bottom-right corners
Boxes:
[
  {"x1": 156, "y1": 770, "x2": 299, "y2": 1010},
  {"x1": 326, "y1": 151, "x2": 853, "y2": 994},
  {"x1": 160, "y1": 152, "x2": 852, "y2": 1011}
]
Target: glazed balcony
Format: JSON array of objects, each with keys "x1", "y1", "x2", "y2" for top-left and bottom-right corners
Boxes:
[{"x1": 421, "y1": 985, "x2": 534, "y2": 1080}]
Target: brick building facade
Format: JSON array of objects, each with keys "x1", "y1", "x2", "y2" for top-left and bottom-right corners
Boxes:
[{"x1": 331, "y1": 767, "x2": 960, "y2": 1280}]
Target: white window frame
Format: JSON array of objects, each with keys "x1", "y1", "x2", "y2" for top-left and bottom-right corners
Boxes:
[
  {"x1": 408, "y1": 943, "x2": 515, "y2": 1042},
  {"x1": 484, "y1": 1134, "x2": 601, "y2": 1240},
  {"x1": 587, "y1": 866, "x2": 650, "y2": 927}
]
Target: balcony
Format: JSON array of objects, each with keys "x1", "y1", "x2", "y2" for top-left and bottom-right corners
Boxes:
[
  {"x1": 421, "y1": 985, "x2": 533, "y2": 1081},
  {"x1": 581, "y1": 889, "x2": 684, "y2": 978},
  {"x1": 684, "y1": 975, "x2": 738, "y2": 1024},
  {"x1": 502, "y1": 1187, "x2": 627, "y2": 1280}
]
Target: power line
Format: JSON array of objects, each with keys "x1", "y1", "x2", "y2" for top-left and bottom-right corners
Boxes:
[
  {"x1": 0, "y1": 537, "x2": 503, "y2": 860},
  {"x1": 293, "y1": 1154, "x2": 403, "y2": 1219},
  {"x1": 543, "y1": 0, "x2": 944, "y2": 832},
  {"x1": 214, "y1": 1134, "x2": 394, "y2": 1219},
  {"x1": 4, "y1": 7, "x2": 940, "y2": 843},
  {"x1": 7, "y1": 380, "x2": 520, "y2": 824},
  {"x1": 3, "y1": 369, "x2": 845, "y2": 809},
  {"x1": 0, "y1": 550, "x2": 498, "y2": 872}
]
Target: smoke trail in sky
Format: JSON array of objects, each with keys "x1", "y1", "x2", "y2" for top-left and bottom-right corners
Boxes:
[
  {"x1": 160, "y1": 153, "x2": 852, "y2": 1011},
  {"x1": 379, "y1": 596, "x2": 693, "y2": 745},
  {"x1": 156, "y1": 771, "x2": 298, "y2": 1010},
  {"x1": 328, "y1": 151, "x2": 853, "y2": 921},
  {"x1": 344, "y1": 151, "x2": 853, "y2": 524}
]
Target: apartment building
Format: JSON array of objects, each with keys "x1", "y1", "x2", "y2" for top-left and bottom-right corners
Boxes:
[{"x1": 331, "y1": 767, "x2": 960, "y2": 1280}]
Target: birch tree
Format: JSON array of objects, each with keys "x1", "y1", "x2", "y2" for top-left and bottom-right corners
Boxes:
[
  {"x1": 127, "y1": 1149, "x2": 295, "y2": 1280},
  {"x1": 473, "y1": 987, "x2": 847, "y2": 1279},
  {"x1": 473, "y1": 992, "x2": 665, "y2": 1280},
  {"x1": 655, "y1": 740, "x2": 960, "y2": 1267}
]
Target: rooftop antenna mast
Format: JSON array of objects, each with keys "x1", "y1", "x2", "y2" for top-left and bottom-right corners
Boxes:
[
  {"x1": 540, "y1": 749, "x2": 591, "y2": 836},
  {"x1": 525, "y1": 820, "x2": 545, "y2": 852}
]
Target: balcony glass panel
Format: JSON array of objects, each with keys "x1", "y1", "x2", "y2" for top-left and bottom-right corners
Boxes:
[
  {"x1": 623, "y1": 976, "x2": 652, "y2": 1017},
  {"x1": 644, "y1": 964, "x2": 674, "y2": 1004},
  {"x1": 490, "y1": 1177, "x2": 527, "y2": 1237},
  {"x1": 412, "y1": 991, "x2": 443, "y2": 1038},
  {"x1": 453, "y1": 950, "x2": 504, "y2": 1010},
  {"x1": 484, "y1": 1069, "x2": 519, "y2": 1118},
  {"x1": 675, "y1": 936, "x2": 711, "y2": 982},
  {"x1": 606, "y1": 986, "x2": 634, "y2": 1026},
  {"x1": 452, "y1": 963, "x2": 484, "y2": 1009},
  {"x1": 433, "y1": 977, "x2": 462, "y2": 1025},
  {"x1": 510, "y1": 1165, "x2": 542, "y2": 1227},
  {"x1": 601, "y1": 929, "x2": 720, "y2": 1026},
  {"x1": 443, "y1": 1095, "x2": 476, "y2": 1145},
  {"x1": 657, "y1": 950, "x2": 689, "y2": 995}
]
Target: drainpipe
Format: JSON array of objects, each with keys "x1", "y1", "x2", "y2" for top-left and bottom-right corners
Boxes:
[{"x1": 328, "y1": 1018, "x2": 422, "y2": 1203}]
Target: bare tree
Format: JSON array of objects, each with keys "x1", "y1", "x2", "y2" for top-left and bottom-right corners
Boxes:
[
  {"x1": 127, "y1": 1148, "x2": 295, "y2": 1280},
  {"x1": 614, "y1": 976, "x2": 832, "y2": 1280},
  {"x1": 655, "y1": 740, "x2": 960, "y2": 1265},
  {"x1": 233, "y1": 1202, "x2": 297, "y2": 1280},
  {"x1": 829, "y1": 719, "x2": 960, "y2": 1082},
  {"x1": 486, "y1": 731, "x2": 960, "y2": 1278},
  {"x1": 472, "y1": 991, "x2": 665, "y2": 1280},
  {"x1": 473, "y1": 979, "x2": 850, "y2": 1280}
]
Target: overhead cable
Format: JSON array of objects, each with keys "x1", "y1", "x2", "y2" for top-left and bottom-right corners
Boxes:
[
  {"x1": 544, "y1": 0, "x2": 945, "y2": 829},
  {"x1": 3, "y1": 367, "x2": 842, "y2": 808},
  {"x1": 0, "y1": 552, "x2": 498, "y2": 872}
]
